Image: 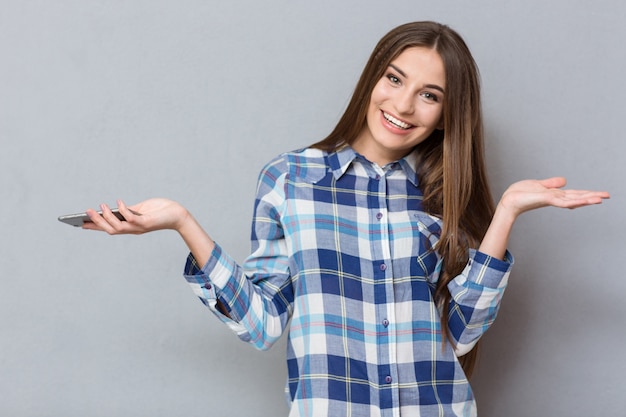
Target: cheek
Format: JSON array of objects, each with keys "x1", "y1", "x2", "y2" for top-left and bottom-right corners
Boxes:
[
  {"x1": 423, "y1": 105, "x2": 444, "y2": 128},
  {"x1": 436, "y1": 111, "x2": 444, "y2": 129},
  {"x1": 364, "y1": 100, "x2": 377, "y2": 128},
  {"x1": 366, "y1": 90, "x2": 385, "y2": 121},
  {"x1": 369, "y1": 80, "x2": 390, "y2": 105}
]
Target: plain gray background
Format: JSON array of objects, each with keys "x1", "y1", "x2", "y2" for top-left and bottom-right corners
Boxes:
[{"x1": 1, "y1": 0, "x2": 624, "y2": 415}]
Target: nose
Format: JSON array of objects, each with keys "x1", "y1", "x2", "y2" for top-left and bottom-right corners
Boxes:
[{"x1": 394, "y1": 90, "x2": 415, "y2": 115}]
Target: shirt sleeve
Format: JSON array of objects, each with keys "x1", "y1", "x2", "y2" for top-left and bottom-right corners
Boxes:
[
  {"x1": 183, "y1": 155, "x2": 294, "y2": 351},
  {"x1": 446, "y1": 248, "x2": 514, "y2": 356}
]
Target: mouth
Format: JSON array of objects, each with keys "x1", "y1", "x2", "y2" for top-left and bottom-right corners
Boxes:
[{"x1": 382, "y1": 111, "x2": 414, "y2": 130}]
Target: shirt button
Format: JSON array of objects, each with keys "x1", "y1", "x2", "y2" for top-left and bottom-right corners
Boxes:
[
  {"x1": 385, "y1": 376, "x2": 392, "y2": 384},
  {"x1": 379, "y1": 263, "x2": 387, "y2": 271},
  {"x1": 376, "y1": 212, "x2": 383, "y2": 220},
  {"x1": 375, "y1": 174, "x2": 381, "y2": 181},
  {"x1": 204, "y1": 283, "x2": 212, "y2": 290},
  {"x1": 382, "y1": 319, "x2": 389, "y2": 328}
]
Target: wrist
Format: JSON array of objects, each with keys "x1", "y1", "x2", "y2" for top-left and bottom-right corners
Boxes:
[
  {"x1": 176, "y1": 212, "x2": 216, "y2": 265},
  {"x1": 176, "y1": 209, "x2": 198, "y2": 236},
  {"x1": 478, "y1": 205, "x2": 516, "y2": 261},
  {"x1": 494, "y1": 198, "x2": 520, "y2": 226}
]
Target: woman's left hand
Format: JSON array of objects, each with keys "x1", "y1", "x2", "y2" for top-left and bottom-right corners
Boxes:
[
  {"x1": 499, "y1": 177, "x2": 610, "y2": 218},
  {"x1": 479, "y1": 177, "x2": 610, "y2": 260}
]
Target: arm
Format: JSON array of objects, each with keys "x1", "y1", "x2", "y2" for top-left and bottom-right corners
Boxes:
[
  {"x1": 183, "y1": 159, "x2": 294, "y2": 350},
  {"x1": 446, "y1": 177, "x2": 610, "y2": 355},
  {"x1": 84, "y1": 199, "x2": 231, "y2": 312},
  {"x1": 479, "y1": 176, "x2": 610, "y2": 260},
  {"x1": 82, "y1": 157, "x2": 294, "y2": 350}
]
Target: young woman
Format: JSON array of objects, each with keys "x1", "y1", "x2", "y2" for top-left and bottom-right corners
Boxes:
[{"x1": 84, "y1": 21, "x2": 609, "y2": 417}]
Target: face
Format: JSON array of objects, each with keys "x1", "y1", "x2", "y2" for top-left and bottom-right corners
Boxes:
[{"x1": 352, "y1": 46, "x2": 445, "y2": 166}]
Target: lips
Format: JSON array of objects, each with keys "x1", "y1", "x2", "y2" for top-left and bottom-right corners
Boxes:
[{"x1": 382, "y1": 111, "x2": 414, "y2": 130}]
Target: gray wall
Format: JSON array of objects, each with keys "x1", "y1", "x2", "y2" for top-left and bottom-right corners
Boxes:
[{"x1": 1, "y1": 1, "x2": 624, "y2": 416}]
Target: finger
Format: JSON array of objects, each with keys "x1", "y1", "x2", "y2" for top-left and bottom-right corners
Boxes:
[
  {"x1": 580, "y1": 190, "x2": 611, "y2": 200},
  {"x1": 538, "y1": 177, "x2": 567, "y2": 189},
  {"x1": 118, "y1": 200, "x2": 145, "y2": 227},
  {"x1": 83, "y1": 207, "x2": 117, "y2": 233},
  {"x1": 100, "y1": 203, "x2": 122, "y2": 224},
  {"x1": 555, "y1": 195, "x2": 607, "y2": 209},
  {"x1": 566, "y1": 199, "x2": 604, "y2": 209},
  {"x1": 82, "y1": 208, "x2": 105, "y2": 230},
  {"x1": 99, "y1": 203, "x2": 130, "y2": 234},
  {"x1": 561, "y1": 190, "x2": 611, "y2": 201},
  {"x1": 117, "y1": 200, "x2": 135, "y2": 222}
]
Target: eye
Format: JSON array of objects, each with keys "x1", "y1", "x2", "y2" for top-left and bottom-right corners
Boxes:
[
  {"x1": 386, "y1": 73, "x2": 401, "y2": 85},
  {"x1": 420, "y1": 91, "x2": 439, "y2": 102}
]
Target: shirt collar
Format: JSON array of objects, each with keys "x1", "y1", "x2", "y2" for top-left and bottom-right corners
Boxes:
[
  {"x1": 397, "y1": 149, "x2": 419, "y2": 187},
  {"x1": 327, "y1": 145, "x2": 420, "y2": 187}
]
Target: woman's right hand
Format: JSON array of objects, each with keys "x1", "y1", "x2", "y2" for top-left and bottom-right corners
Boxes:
[
  {"x1": 83, "y1": 198, "x2": 190, "y2": 235},
  {"x1": 84, "y1": 198, "x2": 215, "y2": 266}
]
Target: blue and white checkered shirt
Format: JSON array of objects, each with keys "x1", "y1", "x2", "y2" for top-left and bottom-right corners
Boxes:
[{"x1": 184, "y1": 145, "x2": 513, "y2": 416}]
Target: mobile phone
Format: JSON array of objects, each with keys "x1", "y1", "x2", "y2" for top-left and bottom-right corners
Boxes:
[{"x1": 58, "y1": 209, "x2": 126, "y2": 227}]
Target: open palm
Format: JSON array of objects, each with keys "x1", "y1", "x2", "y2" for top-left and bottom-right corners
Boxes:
[
  {"x1": 83, "y1": 198, "x2": 189, "y2": 235},
  {"x1": 499, "y1": 177, "x2": 610, "y2": 217}
]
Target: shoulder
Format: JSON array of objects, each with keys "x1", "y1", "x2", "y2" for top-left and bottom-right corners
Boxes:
[{"x1": 259, "y1": 147, "x2": 329, "y2": 184}]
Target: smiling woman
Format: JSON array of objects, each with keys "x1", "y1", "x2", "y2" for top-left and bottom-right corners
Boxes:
[
  {"x1": 82, "y1": 21, "x2": 609, "y2": 417},
  {"x1": 353, "y1": 46, "x2": 446, "y2": 166}
]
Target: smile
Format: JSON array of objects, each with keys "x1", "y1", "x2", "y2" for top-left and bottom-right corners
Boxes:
[{"x1": 383, "y1": 112, "x2": 414, "y2": 130}]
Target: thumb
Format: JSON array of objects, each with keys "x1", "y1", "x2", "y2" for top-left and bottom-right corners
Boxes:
[{"x1": 538, "y1": 177, "x2": 567, "y2": 189}]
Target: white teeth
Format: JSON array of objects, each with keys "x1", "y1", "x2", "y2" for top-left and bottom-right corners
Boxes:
[{"x1": 383, "y1": 112, "x2": 412, "y2": 129}]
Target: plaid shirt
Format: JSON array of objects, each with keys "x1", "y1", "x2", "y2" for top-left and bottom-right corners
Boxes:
[{"x1": 184, "y1": 146, "x2": 513, "y2": 417}]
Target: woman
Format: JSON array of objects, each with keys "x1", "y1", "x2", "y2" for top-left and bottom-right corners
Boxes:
[{"x1": 84, "y1": 21, "x2": 609, "y2": 416}]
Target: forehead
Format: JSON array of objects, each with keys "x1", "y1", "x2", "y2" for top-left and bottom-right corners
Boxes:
[{"x1": 388, "y1": 46, "x2": 445, "y2": 86}]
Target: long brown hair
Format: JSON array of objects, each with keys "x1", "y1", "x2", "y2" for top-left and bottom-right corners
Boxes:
[{"x1": 311, "y1": 21, "x2": 495, "y2": 377}]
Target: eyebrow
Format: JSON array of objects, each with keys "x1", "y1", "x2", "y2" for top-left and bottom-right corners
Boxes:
[{"x1": 388, "y1": 64, "x2": 445, "y2": 94}]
